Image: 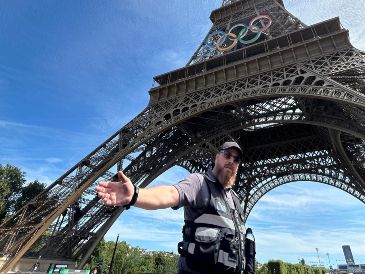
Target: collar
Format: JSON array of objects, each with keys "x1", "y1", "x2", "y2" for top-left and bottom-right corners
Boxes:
[
  {"x1": 206, "y1": 169, "x2": 232, "y2": 191},
  {"x1": 206, "y1": 169, "x2": 218, "y2": 182}
]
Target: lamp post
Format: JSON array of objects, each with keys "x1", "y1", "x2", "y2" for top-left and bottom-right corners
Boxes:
[
  {"x1": 326, "y1": 253, "x2": 333, "y2": 272},
  {"x1": 316, "y1": 248, "x2": 321, "y2": 266},
  {"x1": 108, "y1": 234, "x2": 119, "y2": 274}
]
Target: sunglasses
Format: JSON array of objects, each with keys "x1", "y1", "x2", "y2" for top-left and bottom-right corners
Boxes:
[{"x1": 220, "y1": 150, "x2": 240, "y2": 163}]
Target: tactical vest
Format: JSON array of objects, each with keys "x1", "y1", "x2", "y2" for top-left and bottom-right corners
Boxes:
[{"x1": 179, "y1": 174, "x2": 246, "y2": 274}]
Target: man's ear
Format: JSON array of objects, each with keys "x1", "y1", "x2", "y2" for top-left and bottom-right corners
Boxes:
[
  {"x1": 214, "y1": 153, "x2": 219, "y2": 162},
  {"x1": 213, "y1": 153, "x2": 219, "y2": 167}
]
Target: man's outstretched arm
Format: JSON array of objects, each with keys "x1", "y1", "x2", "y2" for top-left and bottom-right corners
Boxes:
[{"x1": 96, "y1": 170, "x2": 180, "y2": 210}]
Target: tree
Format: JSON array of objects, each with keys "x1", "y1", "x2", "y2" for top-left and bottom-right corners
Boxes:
[
  {"x1": 14, "y1": 180, "x2": 46, "y2": 211},
  {"x1": 0, "y1": 164, "x2": 25, "y2": 221},
  {"x1": 0, "y1": 164, "x2": 45, "y2": 224},
  {"x1": 259, "y1": 260, "x2": 328, "y2": 274},
  {"x1": 153, "y1": 251, "x2": 179, "y2": 273},
  {"x1": 83, "y1": 240, "x2": 179, "y2": 274}
]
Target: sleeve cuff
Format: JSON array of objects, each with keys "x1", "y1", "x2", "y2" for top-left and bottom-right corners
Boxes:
[{"x1": 171, "y1": 185, "x2": 182, "y2": 210}]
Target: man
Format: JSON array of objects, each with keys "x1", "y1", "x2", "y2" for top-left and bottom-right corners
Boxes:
[{"x1": 96, "y1": 141, "x2": 248, "y2": 274}]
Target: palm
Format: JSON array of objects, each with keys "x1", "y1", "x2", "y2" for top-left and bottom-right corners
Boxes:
[
  {"x1": 96, "y1": 171, "x2": 134, "y2": 206},
  {"x1": 109, "y1": 181, "x2": 133, "y2": 205}
]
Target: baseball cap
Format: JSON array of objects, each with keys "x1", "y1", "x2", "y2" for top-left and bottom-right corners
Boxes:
[{"x1": 218, "y1": 141, "x2": 243, "y2": 159}]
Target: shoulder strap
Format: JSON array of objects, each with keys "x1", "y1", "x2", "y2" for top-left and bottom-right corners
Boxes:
[
  {"x1": 201, "y1": 173, "x2": 213, "y2": 207},
  {"x1": 202, "y1": 172, "x2": 225, "y2": 204},
  {"x1": 230, "y1": 189, "x2": 244, "y2": 215}
]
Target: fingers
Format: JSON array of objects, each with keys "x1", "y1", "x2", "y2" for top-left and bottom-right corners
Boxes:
[
  {"x1": 97, "y1": 191, "x2": 109, "y2": 200},
  {"x1": 101, "y1": 197, "x2": 112, "y2": 206},
  {"x1": 96, "y1": 181, "x2": 118, "y2": 206},
  {"x1": 96, "y1": 185, "x2": 109, "y2": 196},
  {"x1": 103, "y1": 199, "x2": 112, "y2": 206},
  {"x1": 98, "y1": 181, "x2": 110, "y2": 188},
  {"x1": 97, "y1": 191, "x2": 124, "y2": 206},
  {"x1": 97, "y1": 191, "x2": 115, "y2": 206},
  {"x1": 117, "y1": 170, "x2": 130, "y2": 182},
  {"x1": 96, "y1": 182, "x2": 111, "y2": 201},
  {"x1": 96, "y1": 177, "x2": 128, "y2": 206}
]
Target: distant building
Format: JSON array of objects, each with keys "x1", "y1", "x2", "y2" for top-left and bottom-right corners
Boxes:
[
  {"x1": 332, "y1": 245, "x2": 365, "y2": 274},
  {"x1": 338, "y1": 264, "x2": 348, "y2": 273},
  {"x1": 342, "y1": 245, "x2": 355, "y2": 266}
]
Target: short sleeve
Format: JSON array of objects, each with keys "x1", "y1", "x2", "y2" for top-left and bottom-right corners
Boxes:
[{"x1": 172, "y1": 173, "x2": 210, "y2": 210}]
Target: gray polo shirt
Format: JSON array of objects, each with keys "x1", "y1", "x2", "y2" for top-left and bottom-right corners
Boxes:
[{"x1": 172, "y1": 169, "x2": 235, "y2": 221}]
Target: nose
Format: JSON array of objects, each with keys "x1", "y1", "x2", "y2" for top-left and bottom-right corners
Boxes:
[{"x1": 225, "y1": 155, "x2": 235, "y2": 165}]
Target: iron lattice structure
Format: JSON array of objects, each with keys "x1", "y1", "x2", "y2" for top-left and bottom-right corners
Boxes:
[{"x1": 1, "y1": 0, "x2": 365, "y2": 272}]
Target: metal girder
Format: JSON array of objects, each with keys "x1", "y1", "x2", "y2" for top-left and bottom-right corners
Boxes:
[{"x1": 1, "y1": 0, "x2": 365, "y2": 272}]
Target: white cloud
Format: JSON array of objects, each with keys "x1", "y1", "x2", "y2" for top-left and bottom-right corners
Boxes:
[
  {"x1": 158, "y1": 49, "x2": 191, "y2": 70},
  {"x1": 129, "y1": 207, "x2": 184, "y2": 224},
  {"x1": 0, "y1": 119, "x2": 42, "y2": 130},
  {"x1": 45, "y1": 157, "x2": 63, "y2": 164},
  {"x1": 254, "y1": 227, "x2": 365, "y2": 263},
  {"x1": 23, "y1": 166, "x2": 60, "y2": 184},
  {"x1": 106, "y1": 216, "x2": 181, "y2": 245},
  {"x1": 0, "y1": 119, "x2": 98, "y2": 140},
  {"x1": 284, "y1": 0, "x2": 365, "y2": 51},
  {"x1": 252, "y1": 182, "x2": 363, "y2": 213},
  {"x1": 148, "y1": 167, "x2": 189, "y2": 187},
  {"x1": 245, "y1": 181, "x2": 365, "y2": 263}
]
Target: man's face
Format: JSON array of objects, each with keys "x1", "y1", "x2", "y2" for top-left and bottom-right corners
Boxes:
[{"x1": 214, "y1": 148, "x2": 240, "y2": 182}]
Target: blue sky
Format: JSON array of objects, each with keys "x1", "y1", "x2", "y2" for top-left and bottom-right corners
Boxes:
[{"x1": 1, "y1": 0, "x2": 365, "y2": 266}]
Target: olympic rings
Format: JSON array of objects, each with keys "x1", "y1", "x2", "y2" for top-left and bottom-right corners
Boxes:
[{"x1": 205, "y1": 14, "x2": 272, "y2": 52}]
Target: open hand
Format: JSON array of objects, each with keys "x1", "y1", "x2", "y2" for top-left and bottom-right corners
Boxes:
[{"x1": 96, "y1": 171, "x2": 134, "y2": 206}]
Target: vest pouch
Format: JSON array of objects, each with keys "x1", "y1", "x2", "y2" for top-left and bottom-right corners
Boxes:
[
  {"x1": 185, "y1": 227, "x2": 221, "y2": 272},
  {"x1": 216, "y1": 233, "x2": 239, "y2": 273}
]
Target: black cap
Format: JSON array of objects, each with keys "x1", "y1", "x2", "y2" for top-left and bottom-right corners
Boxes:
[{"x1": 218, "y1": 141, "x2": 243, "y2": 159}]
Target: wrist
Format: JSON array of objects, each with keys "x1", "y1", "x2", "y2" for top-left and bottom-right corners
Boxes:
[{"x1": 124, "y1": 184, "x2": 139, "y2": 210}]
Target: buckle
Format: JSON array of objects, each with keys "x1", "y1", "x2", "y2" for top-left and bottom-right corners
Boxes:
[{"x1": 177, "y1": 241, "x2": 185, "y2": 256}]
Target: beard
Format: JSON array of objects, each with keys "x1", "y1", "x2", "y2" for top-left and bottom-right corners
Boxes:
[
  {"x1": 220, "y1": 164, "x2": 238, "y2": 188},
  {"x1": 223, "y1": 172, "x2": 237, "y2": 188}
]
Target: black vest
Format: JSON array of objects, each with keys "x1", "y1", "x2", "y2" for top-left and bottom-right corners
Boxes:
[{"x1": 181, "y1": 174, "x2": 246, "y2": 274}]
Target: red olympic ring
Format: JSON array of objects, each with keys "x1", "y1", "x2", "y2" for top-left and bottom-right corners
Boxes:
[
  {"x1": 249, "y1": 14, "x2": 272, "y2": 33},
  {"x1": 205, "y1": 14, "x2": 272, "y2": 52}
]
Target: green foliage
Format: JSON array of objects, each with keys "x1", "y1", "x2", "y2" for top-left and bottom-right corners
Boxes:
[
  {"x1": 84, "y1": 240, "x2": 179, "y2": 274},
  {"x1": 259, "y1": 260, "x2": 328, "y2": 274},
  {"x1": 257, "y1": 263, "x2": 269, "y2": 274},
  {"x1": 267, "y1": 260, "x2": 287, "y2": 274},
  {"x1": 0, "y1": 164, "x2": 45, "y2": 223},
  {"x1": 0, "y1": 164, "x2": 26, "y2": 221},
  {"x1": 14, "y1": 180, "x2": 45, "y2": 211}
]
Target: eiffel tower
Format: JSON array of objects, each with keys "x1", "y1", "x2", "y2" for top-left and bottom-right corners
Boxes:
[{"x1": 1, "y1": 0, "x2": 365, "y2": 272}]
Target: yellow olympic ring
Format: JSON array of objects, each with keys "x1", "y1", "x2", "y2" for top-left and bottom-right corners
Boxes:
[{"x1": 216, "y1": 32, "x2": 238, "y2": 52}]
